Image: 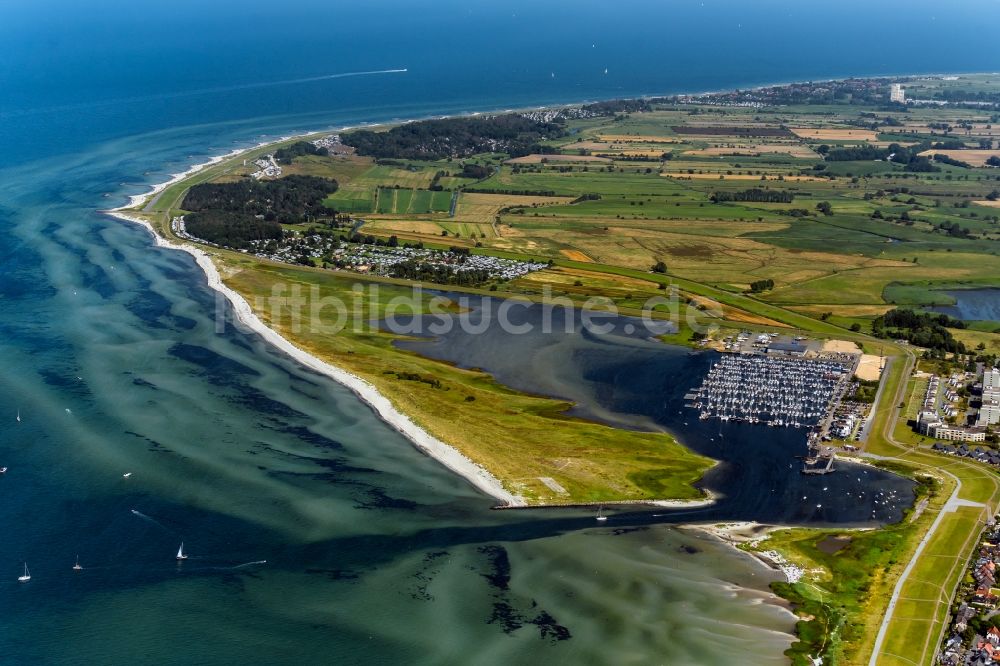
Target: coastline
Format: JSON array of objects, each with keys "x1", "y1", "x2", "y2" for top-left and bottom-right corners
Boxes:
[
  {"x1": 102, "y1": 100, "x2": 732, "y2": 510},
  {"x1": 101, "y1": 73, "x2": 969, "y2": 508},
  {"x1": 105, "y1": 203, "x2": 719, "y2": 509},
  {"x1": 687, "y1": 521, "x2": 806, "y2": 583},
  {"x1": 105, "y1": 208, "x2": 525, "y2": 507}
]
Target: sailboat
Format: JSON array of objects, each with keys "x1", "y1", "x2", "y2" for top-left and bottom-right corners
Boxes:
[
  {"x1": 73, "y1": 556, "x2": 82, "y2": 571},
  {"x1": 18, "y1": 563, "x2": 30, "y2": 582},
  {"x1": 176, "y1": 543, "x2": 188, "y2": 561},
  {"x1": 596, "y1": 506, "x2": 608, "y2": 522},
  {"x1": 16, "y1": 409, "x2": 21, "y2": 423}
]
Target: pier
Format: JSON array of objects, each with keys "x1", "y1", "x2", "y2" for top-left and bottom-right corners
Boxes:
[{"x1": 802, "y1": 442, "x2": 837, "y2": 474}]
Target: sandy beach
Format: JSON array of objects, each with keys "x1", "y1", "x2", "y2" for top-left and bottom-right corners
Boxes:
[
  {"x1": 106, "y1": 204, "x2": 524, "y2": 507},
  {"x1": 689, "y1": 521, "x2": 807, "y2": 583},
  {"x1": 101, "y1": 105, "x2": 739, "y2": 511}
]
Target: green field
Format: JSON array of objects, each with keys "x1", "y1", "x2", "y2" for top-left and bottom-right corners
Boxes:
[
  {"x1": 121, "y1": 74, "x2": 1000, "y2": 665},
  {"x1": 374, "y1": 187, "x2": 453, "y2": 215}
]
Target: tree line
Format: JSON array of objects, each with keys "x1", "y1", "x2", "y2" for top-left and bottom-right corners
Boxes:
[
  {"x1": 274, "y1": 141, "x2": 328, "y2": 165},
  {"x1": 871, "y1": 308, "x2": 966, "y2": 354},
  {"x1": 183, "y1": 175, "x2": 338, "y2": 222},
  {"x1": 388, "y1": 260, "x2": 492, "y2": 286},
  {"x1": 184, "y1": 211, "x2": 283, "y2": 249},
  {"x1": 341, "y1": 114, "x2": 567, "y2": 160},
  {"x1": 710, "y1": 188, "x2": 794, "y2": 203},
  {"x1": 181, "y1": 175, "x2": 339, "y2": 249}
]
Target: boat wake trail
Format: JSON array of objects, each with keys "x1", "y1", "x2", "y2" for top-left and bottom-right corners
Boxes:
[
  {"x1": 230, "y1": 560, "x2": 268, "y2": 569},
  {"x1": 0, "y1": 69, "x2": 409, "y2": 119},
  {"x1": 128, "y1": 508, "x2": 170, "y2": 530},
  {"x1": 176, "y1": 68, "x2": 409, "y2": 99}
]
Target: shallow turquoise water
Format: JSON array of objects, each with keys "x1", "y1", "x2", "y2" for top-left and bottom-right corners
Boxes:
[{"x1": 2, "y1": 0, "x2": 999, "y2": 662}]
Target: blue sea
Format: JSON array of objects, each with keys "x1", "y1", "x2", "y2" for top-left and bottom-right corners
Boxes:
[{"x1": 2, "y1": 0, "x2": 999, "y2": 663}]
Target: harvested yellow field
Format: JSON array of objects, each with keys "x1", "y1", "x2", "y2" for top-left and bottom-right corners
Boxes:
[
  {"x1": 455, "y1": 193, "x2": 573, "y2": 223},
  {"x1": 791, "y1": 128, "x2": 879, "y2": 141},
  {"x1": 684, "y1": 144, "x2": 817, "y2": 158},
  {"x1": 975, "y1": 200, "x2": 1000, "y2": 208},
  {"x1": 560, "y1": 249, "x2": 593, "y2": 262},
  {"x1": 504, "y1": 154, "x2": 610, "y2": 164},
  {"x1": 662, "y1": 172, "x2": 828, "y2": 182},
  {"x1": 362, "y1": 219, "x2": 444, "y2": 236},
  {"x1": 598, "y1": 134, "x2": 679, "y2": 143},
  {"x1": 918, "y1": 149, "x2": 1000, "y2": 167}
]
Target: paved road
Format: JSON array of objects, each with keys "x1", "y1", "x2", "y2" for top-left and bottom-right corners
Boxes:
[{"x1": 866, "y1": 349, "x2": 997, "y2": 666}]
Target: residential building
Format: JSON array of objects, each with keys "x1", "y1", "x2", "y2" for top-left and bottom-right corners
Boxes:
[
  {"x1": 918, "y1": 411, "x2": 986, "y2": 441},
  {"x1": 984, "y1": 367, "x2": 1000, "y2": 391},
  {"x1": 978, "y1": 401, "x2": 1000, "y2": 427}
]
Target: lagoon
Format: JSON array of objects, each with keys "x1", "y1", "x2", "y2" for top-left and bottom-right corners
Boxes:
[
  {"x1": 2, "y1": 0, "x2": 998, "y2": 661},
  {"x1": 930, "y1": 288, "x2": 1000, "y2": 322}
]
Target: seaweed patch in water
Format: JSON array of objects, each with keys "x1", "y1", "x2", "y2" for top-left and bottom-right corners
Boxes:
[
  {"x1": 305, "y1": 568, "x2": 359, "y2": 581},
  {"x1": 487, "y1": 601, "x2": 524, "y2": 634},
  {"x1": 477, "y1": 545, "x2": 511, "y2": 591},
  {"x1": 528, "y1": 609, "x2": 572, "y2": 642},
  {"x1": 355, "y1": 487, "x2": 418, "y2": 511},
  {"x1": 610, "y1": 526, "x2": 648, "y2": 536},
  {"x1": 409, "y1": 551, "x2": 449, "y2": 601}
]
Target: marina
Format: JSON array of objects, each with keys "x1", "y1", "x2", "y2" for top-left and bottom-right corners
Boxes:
[{"x1": 686, "y1": 354, "x2": 853, "y2": 430}]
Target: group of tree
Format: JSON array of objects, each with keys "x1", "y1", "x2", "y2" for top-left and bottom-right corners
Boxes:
[
  {"x1": 466, "y1": 187, "x2": 558, "y2": 197},
  {"x1": 459, "y1": 163, "x2": 492, "y2": 179},
  {"x1": 748, "y1": 278, "x2": 774, "y2": 293},
  {"x1": 273, "y1": 141, "x2": 328, "y2": 165},
  {"x1": 578, "y1": 99, "x2": 652, "y2": 116},
  {"x1": 183, "y1": 210, "x2": 284, "y2": 249},
  {"x1": 341, "y1": 114, "x2": 567, "y2": 160},
  {"x1": 823, "y1": 140, "x2": 991, "y2": 173},
  {"x1": 181, "y1": 175, "x2": 338, "y2": 249},
  {"x1": 821, "y1": 144, "x2": 889, "y2": 161},
  {"x1": 710, "y1": 188, "x2": 794, "y2": 204},
  {"x1": 871, "y1": 308, "x2": 966, "y2": 354},
  {"x1": 935, "y1": 220, "x2": 973, "y2": 238},
  {"x1": 182, "y1": 175, "x2": 339, "y2": 222},
  {"x1": 850, "y1": 379, "x2": 881, "y2": 403},
  {"x1": 932, "y1": 153, "x2": 972, "y2": 168},
  {"x1": 388, "y1": 260, "x2": 492, "y2": 286}
]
